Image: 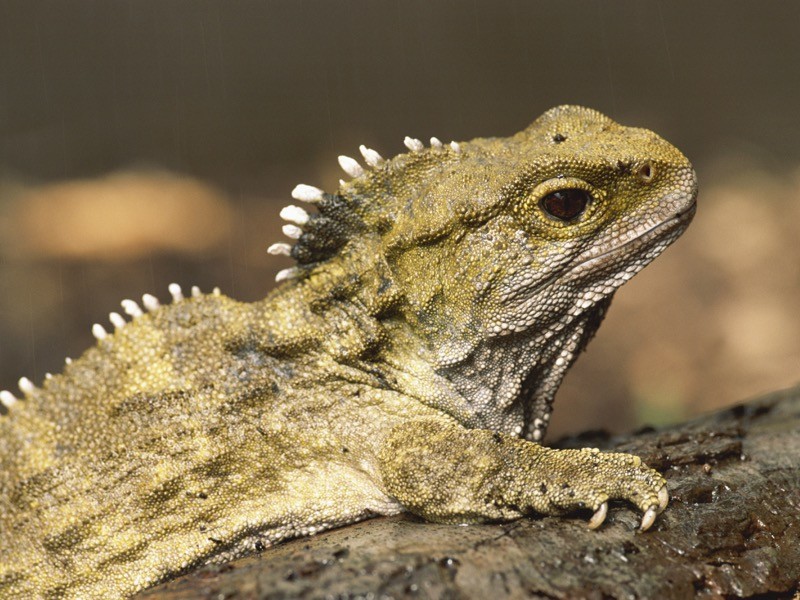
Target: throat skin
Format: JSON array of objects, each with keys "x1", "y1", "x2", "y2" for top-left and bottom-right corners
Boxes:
[
  {"x1": 378, "y1": 228, "x2": 617, "y2": 441},
  {"x1": 432, "y1": 308, "x2": 607, "y2": 440}
]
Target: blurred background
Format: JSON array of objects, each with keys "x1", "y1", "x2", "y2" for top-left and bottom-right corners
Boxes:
[{"x1": 1, "y1": 0, "x2": 798, "y2": 437}]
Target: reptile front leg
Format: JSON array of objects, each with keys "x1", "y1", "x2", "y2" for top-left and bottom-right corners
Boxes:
[{"x1": 379, "y1": 418, "x2": 668, "y2": 530}]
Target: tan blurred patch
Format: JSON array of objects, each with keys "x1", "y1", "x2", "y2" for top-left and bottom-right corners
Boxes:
[{"x1": 1, "y1": 171, "x2": 233, "y2": 260}]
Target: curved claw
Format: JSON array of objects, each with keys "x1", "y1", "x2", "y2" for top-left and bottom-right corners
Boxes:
[
  {"x1": 640, "y1": 506, "x2": 658, "y2": 531},
  {"x1": 657, "y1": 485, "x2": 669, "y2": 513},
  {"x1": 587, "y1": 502, "x2": 608, "y2": 530}
]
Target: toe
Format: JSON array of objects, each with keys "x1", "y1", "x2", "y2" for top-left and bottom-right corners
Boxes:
[
  {"x1": 657, "y1": 485, "x2": 669, "y2": 513},
  {"x1": 640, "y1": 505, "x2": 658, "y2": 531},
  {"x1": 587, "y1": 501, "x2": 608, "y2": 529}
]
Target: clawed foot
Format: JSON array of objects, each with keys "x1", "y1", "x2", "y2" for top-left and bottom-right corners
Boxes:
[
  {"x1": 379, "y1": 419, "x2": 670, "y2": 530},
  {"x1": 520, "y1": 446, "x2": 670, "y2": 531}
]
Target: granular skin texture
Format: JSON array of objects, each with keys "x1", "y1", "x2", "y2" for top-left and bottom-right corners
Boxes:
[{"x1": 0, "y1": 106, "x2": 697, "y2": 598}]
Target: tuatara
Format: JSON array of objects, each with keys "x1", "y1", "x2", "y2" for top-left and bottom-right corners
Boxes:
[{"x1": 0, "y1": 105, "x2": 697, "y2": 598}]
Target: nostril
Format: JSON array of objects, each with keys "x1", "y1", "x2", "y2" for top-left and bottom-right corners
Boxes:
[{"x1": 637, "y1": 161, "x2": 656, "y2": 183}]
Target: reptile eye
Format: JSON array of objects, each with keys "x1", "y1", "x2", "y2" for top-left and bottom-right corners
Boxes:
[{"x1": 539, "y1": 189, "x2": 592, "y2": 222}]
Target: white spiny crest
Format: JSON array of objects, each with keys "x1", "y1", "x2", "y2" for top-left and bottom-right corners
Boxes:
[
  {"x1": 0, "y1": 390, "x2": 17, "y2": 408},
  {"x1": 275, "y1": 267, "x2": 299, "y2": 283},
  {"x1": 404, "y1": 136, "x2": 424, "y2": 152},
  {"x1": 212, "y1": 287, "x2": 221, "y2": 296},
  {"x1": 280, "y1": 205, "x2": 310, "y2": 226},
  {"x1": 109, "y1": 312, "x2": 126, "y2": 330},
  {"x1": 142, "y1": 294, "x2": 160, "y2": 312},
  {"x1": 282, "y1": 224, "x2": 303, "y2": 240},
  {"x1": 359, "y1": 145, "x2": 383, "y2": 167},
  {"x1": 168, "y1": 283, "x2": 184, "y2": 303},
  {"x1": 430, "y1": 137, "x2": 443, "y2": 149},
  {"x1": 18, "y1": 377, "x2": 35, "y2": 396},
  {"x1": 121, "y1": 299, "x2": 144, "y2": 318},
  {"x1": 191, "y1": 285, "x2": 201, "y2": 298},
  {"x1": 268, "y1": 242, "x2": 292, "y2": 256},
  {"x1": 291, "y1": 184, "x2": 325, "y2": 203},
  {"x1": 92, "y1": 323, "x2": 108, "y2": 340},
  {"x1": 450, "y1": 141, "x2": 461, "y2": 153},
  {"x1": 338, "y1": 155, "x2": 364, "y2": 178},
  {"x1": 1, "y1": 283, "x2": 207, "y2": 409}
]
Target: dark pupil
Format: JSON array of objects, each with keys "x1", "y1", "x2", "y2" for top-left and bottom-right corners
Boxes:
[{"x1": 540, "y1": 189, "x2": 590, "y2": 221}]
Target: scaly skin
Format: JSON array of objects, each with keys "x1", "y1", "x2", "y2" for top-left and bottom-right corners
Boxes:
[{"x1": 0, "y1": 106, "x2": 697, "y2": 598}]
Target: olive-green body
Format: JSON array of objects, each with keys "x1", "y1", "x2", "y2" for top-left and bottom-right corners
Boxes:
[{"x1": 0, "y1": 106, "x2": 697, "y2": 598}]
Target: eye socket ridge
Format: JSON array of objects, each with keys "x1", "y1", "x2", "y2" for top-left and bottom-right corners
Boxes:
[{"x1": 538, "y1": 188, "x2": 593, "y2": 222}]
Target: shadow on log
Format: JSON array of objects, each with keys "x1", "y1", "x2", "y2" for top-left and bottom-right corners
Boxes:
[{"x1": 138, "y1": 386, "x2": 800, "y2": 599}]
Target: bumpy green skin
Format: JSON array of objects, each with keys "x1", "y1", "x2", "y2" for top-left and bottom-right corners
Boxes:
[{"x1": 0, "y1": 106, "x2": 697, "y2": 598}]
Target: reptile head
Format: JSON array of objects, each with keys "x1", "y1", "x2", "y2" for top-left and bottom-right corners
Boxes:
[
  {"x1": 275, "y1": 105, "x2": 697, "y2": 340},
  {"x1": 429, "y1": 104, "x2": 699, "y2": 339},
  {"x1": 328, "y1": 105, "x2": 696, "y2": 344}
]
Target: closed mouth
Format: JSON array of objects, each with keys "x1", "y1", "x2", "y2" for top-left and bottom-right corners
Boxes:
[{"x1": 572, "y1": 199, "x2": 697, "y2": 272}]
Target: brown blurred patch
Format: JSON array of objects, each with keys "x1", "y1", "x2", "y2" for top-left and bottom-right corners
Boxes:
[{"x1": 1, "y1": 171, "x2": 233, "y2": 260}]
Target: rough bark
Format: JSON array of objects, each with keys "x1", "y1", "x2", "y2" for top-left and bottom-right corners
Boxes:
[{"x1": 138, "y1": 386, "x2": 800, "y2": 599}]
